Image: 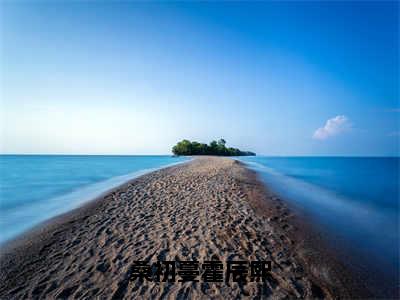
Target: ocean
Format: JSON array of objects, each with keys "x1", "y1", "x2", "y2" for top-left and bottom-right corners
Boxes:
[
  {"x1": 1, "y1": 155, "x2": 398, "y2": 295},
  {"x1": 0, "y1": 155, "x2": 188, "y2": 244},
  {"x1": 237, "y1": 156, "x2": 399, "y2": 296}
]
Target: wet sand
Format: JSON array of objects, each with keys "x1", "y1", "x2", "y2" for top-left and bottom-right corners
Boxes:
[{"x1": 0, "y1": 157, "x2": 368, "y2": 299}]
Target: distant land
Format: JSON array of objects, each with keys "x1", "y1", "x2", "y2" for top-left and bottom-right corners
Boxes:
[{"x1": 172, "y1": 139, "x2": 256, "y2": 156}]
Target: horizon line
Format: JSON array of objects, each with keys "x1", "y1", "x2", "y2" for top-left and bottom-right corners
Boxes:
[{"x1": 1, "y1": 153, "x2": 399, "y2": 158}]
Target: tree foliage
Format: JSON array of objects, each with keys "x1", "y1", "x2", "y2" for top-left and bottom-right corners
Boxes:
[{"x1": 172, "y1": 139, "x2": 256, "y2": 156}]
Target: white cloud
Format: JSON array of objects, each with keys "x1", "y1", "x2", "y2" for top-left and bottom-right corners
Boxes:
[{"x1": 313, "y1": 115, "x2": 350, "y2": 140}]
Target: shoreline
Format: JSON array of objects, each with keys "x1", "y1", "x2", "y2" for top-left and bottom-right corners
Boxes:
[
  {"x1": 231, "y1": 161, "x2": 371, "y2": 298},
  {"x1": 0, "y1": 157, "x2": 192, "y2": 246},
  {"x1": 0, "y1": 158, "x2": 194, "y2": 252},
  {"x1": 240, "y1": 158, "x2": 398, "y2": 299},
  {"x1": 0, "y1": 157, "x2": 369, "y2": 298}
]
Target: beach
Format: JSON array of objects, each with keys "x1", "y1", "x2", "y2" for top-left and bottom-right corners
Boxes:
[{"x1": 0, "y1": 157, "x2": 368, "y2": 299}]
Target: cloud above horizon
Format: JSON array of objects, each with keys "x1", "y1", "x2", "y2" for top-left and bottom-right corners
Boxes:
[{"x1": 313, "y1": 115, "x2": 350, "y2": 140}]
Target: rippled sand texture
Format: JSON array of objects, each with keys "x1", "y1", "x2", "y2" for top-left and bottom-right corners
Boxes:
[{"x1": 1, "y1": 157, "x2": 345, "y2": 299}]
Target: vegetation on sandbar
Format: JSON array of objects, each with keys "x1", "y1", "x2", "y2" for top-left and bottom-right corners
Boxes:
[{"x1": 172, "y1": 139, "x2": 256, "y2": 156}]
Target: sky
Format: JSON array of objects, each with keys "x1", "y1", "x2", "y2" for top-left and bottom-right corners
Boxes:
[{"x1": 1, "y1": 1, "x2": 399, "y2": 156}]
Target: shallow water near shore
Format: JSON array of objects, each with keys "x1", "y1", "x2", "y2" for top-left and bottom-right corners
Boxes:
[
  {"x1": 237, "y1": 156, "x2": 399, "y2": 297},
  {"x1": 0, "y1": 155, "x2": 188, "y2": 244},
  {"x1": 0, "y1": 157, "x2": 341, "y2": 299}
]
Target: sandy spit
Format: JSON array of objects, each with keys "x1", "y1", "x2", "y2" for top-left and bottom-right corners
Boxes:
[{"x1": 0, "y1": 157, "x2": 367, "y2": 299}]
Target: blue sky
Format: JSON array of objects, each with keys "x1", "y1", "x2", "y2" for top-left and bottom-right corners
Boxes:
[{"x1": 1, "y1": 1, "x2": 398, "y2": 155}]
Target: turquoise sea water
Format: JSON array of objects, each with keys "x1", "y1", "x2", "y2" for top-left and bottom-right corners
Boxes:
[
  {"x1": 0, "y1": 155, "x2": 188, "y2": 244},
  {"x1": 237, "y1": 156, "x2": 399, "y2": 297},
  {"x1": 1, "y1": 155, "x2": 398, "y2": 296}
]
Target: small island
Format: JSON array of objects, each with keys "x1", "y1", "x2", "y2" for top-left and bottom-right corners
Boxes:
[{"x1": 172, "y1": 139, "x2": 256, "y2": 156}]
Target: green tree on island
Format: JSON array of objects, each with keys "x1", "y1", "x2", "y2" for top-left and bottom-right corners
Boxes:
[{"x1": 172, "y1": 139, "x2": 256, "y2": 156}]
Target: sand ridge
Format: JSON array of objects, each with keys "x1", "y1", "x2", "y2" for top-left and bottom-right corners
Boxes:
[{"x1": 1, "y1": 157, "x2": 347, "y2": 299}]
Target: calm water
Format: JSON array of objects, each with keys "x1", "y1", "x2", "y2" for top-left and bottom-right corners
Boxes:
[
  {"x1": 0, "y1": 155, "x2": 188, "y2": 243},
  {"x1": 238, "y1": 156, "x2": 399, "y2": 296}
]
